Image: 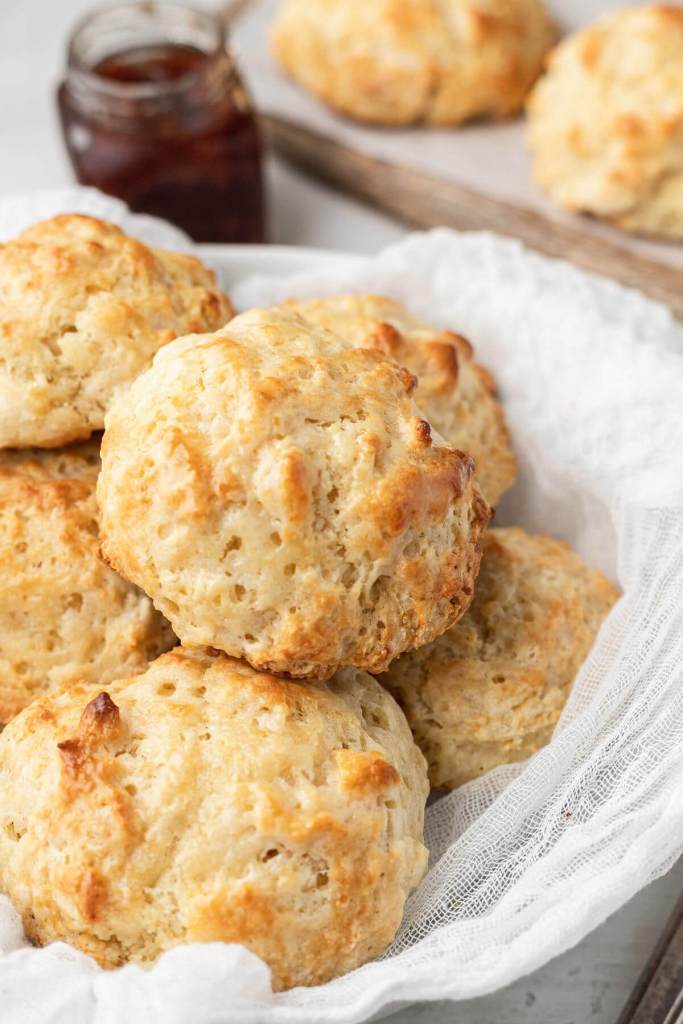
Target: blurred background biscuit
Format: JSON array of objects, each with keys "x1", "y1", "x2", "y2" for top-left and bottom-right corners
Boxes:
[
  {"x1": 98, "y1": 307, "x2": 490, "y2": 679},
  {"x1": 0, "y1": 648, "x2": 428, "y2": 989},
  {"x1": 528, "y1": 5, "x2": 683, "y2": 239},
  {"x1": 381, "y1": 527, "x2": 619, "y2": 789},
  {"x1": 284, "y1": 294, "x2": 517, "y2": 505},
  {"x1": 0, "y1": 457, "x2": 174, "y2": 723},
  {"x1": 0, "y1": 214, "x2": 233, "y2": 448},
  {"x1": 273, "y1": 0, "x2": 554, "y2": 126}
]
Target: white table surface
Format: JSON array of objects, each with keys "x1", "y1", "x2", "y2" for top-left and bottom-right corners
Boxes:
[{"x1": 1, "y1": 3, "x2": 680, "y2": 1022}]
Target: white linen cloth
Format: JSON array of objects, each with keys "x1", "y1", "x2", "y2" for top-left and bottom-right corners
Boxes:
[{"x1": 0, "y1": 189, "x2": 682, "y2": 1023}]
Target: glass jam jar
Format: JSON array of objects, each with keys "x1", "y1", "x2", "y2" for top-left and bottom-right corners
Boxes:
[{"x1": 57, "y1": 2, "x2": 265, "y2": 243}]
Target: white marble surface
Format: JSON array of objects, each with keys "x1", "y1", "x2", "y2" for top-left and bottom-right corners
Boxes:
[{"x1": 0, "y1": 4, "x2": 681, "y2": 1022}]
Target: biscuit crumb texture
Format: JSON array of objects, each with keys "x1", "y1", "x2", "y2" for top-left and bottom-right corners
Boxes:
[
  {"x1": 0, "y1": 648, "x2": 428, "y2": 989},
  {"x1": 98, "y1": 307, "x2": 490, "y2": 678},
  {"x1": 381, "y1": 527, "x2": 619, "y2": 789},
  {"x1": 0, "y1": 464, "x2": 174, "y2": 723},
  {"x1": 0, "y1": 436, "x2": 102, "y2": 482},
  {"x1": 0, "y1": 215, "x2": 233, "y2": 448},
  {"x1": 528, "y1": 5, "x2": 683, "y2": 238},
  {"x1": 283, "y1": 294, "x2": 517, "y2": 505},
  {"x1": 273, "y1": 0, "x2": 554, "y2": 125}
]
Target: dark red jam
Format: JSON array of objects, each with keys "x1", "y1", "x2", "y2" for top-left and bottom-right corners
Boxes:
[
  {"x1": 58, "y1": 12, "x2": 265, "y2": 244},
  {"x1": 94, "y1": 44, "x2": 205, "y2": 85}
]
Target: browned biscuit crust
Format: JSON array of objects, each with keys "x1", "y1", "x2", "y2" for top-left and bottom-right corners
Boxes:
[
  {"x1": 0, "y1": 461, "x2": 174, "y2": 723},
  {"x1": 381, "y1": 527, "x2": 619, "y2": 789},
  {"x1": 273, "y1": 0, "x2": 554, "y2": 126},
  {"x1": 0, "y1": 214, "x2": 233, "y2": 448},
  {"x1": 0, "y1": 648, "x2": 428, "y2": 989},
  {"x1": 97, "y1": 307, "x2": 490, "y2": 679},
  {"x1": 528, "y1": 5, "x2": 683, "y2": 239},
  {"x1": 283, "y1": 294, "x2": 517, "y2": 505}
]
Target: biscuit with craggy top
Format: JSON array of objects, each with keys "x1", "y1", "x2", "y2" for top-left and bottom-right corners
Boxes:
[
  {"x1": 97, "y1": 307, "x2": 490, "y2": 679},
  {"x1": 0, "y1": 647, "x2": 428, "y2": 989},
  {"x1": 381, "y1": 528, "x2": 619, "y2": 789},
  {"x1": 284, "y1": 295, "x2": 516, "y2": 505},
  {"x1": 0, "y1": 464, "x2": 174, "y2": 723},
  {"x1": 273, "y1": 0, "x2": 554, "y2": 126},
  {"x1": 527, "y1": 6, "x2": 683, "y2": 238},
  {"x1": 0, "y1": 214, "x2": 233, "y2": 448}
]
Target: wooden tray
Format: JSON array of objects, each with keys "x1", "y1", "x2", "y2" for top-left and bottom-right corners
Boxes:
[
  {"x1": 264, "y1": 114, "x2": 683, "y2": 323},
  {"x1": 616, "y1": 886, "x2": 683, "y2": 1024}
]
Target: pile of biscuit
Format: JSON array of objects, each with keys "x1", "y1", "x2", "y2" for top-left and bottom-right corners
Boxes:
[
  {"x1": 0, "y1": 214, "x2": 617, "y2": 990},
  {"x1": 273, "y1": 1, "x2": 683, "y2": 241}
]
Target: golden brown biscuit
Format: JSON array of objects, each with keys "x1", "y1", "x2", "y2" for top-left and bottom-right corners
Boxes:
[
  {"x1": 527, "y1": 6, "x2": 683, "y2": 239},
  {"x1": 98, "y1": 307, "x2": 490, "y2": 679},
  {"x1": 0, "y1": 214, "x2": 233, "y2": 448},
  {"x1": 381, "y1": 528, "x2": 619, "y2": 789},
  {"x1": 0, "y1": 436, "x2": 101, "y2": 482},
  {"x1": 0, "y1": 648, "x2": 428, "y2": 989},
  {"x1": 0, "y1": 463, "x2": 174, "y2": 723},
  {"x1": 273, "y1": 0, "x2": 554, "y2": 126},
  {"x1": 284, "y1": 295, "x2": 516, "y2": 505}
]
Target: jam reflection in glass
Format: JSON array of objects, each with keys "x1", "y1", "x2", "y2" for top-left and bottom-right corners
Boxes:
[{"x1": 58, "y1": 3, "x2": 265, "y2": 243}]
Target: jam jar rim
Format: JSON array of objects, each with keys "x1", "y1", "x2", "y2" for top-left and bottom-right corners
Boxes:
[{"x1": 65, "y1": 0, "x2": 227, "y2": 102}]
